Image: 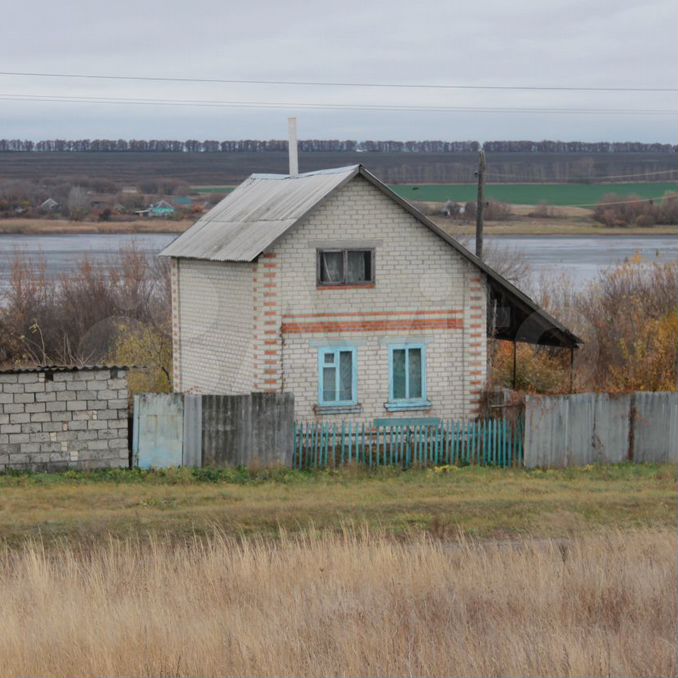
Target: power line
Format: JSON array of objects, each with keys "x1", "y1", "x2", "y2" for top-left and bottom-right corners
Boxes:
[
  {"x1": 0, "y1": 70, "x2": 676, "y2": 93},
  {"x1": 0, "y1": 92, "x2": 674, "y2": 116}
]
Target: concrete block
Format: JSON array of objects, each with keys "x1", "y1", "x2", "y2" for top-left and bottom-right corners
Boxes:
[
  {"x1": 0, "y1": 393, "x2": 13, "y2": 404},
  {"x1": 25, "y1": 402, "x2": 46, "y2": 413},
  {"x1": 54, "y1": 431, "x2": 76, "y2": 442},
  {"x1": 35, "y1": 392, "x2": 56, "y2": 402},
  {"x1": 22, "y1": 424, "x2": 43, "y2": 434},
  {"x1": 76, "y1": 431, "x2": 98, "y2": 441},
  {"x1": 87, "y1": 420, "x2": 108, "y2": 430},
  {"x1": 3, "y1": 403, "x2": 25, "y2": 414},
  {"x1": 87, "y1": 381, "x2": 108, "y2": 391},
  {"x1": 14, "y1": 393, "x2": 35, "y2": 404},
  {"x1": 108, "y1": 438, "x2": 128, "y2": 450},
  {"x1": 88, "y1": 440, "x2": 110, "y2": 451},
  {"x1": 86, "y1": 400, "x2": 108, "y2": 411},
  {"x1": 17, "y1": 373, "x2": 40, "y2": 384},
  {"x1": 30, "y1": 412, "x2": 51, "y2": 423},
  {"x1": 0, "y1": 374, "x2": 19, "y2": 384},
  {"x1": 9, "y1": 413, "x2": 30, "y2": 424},
  {"x1": 3, "y1": 424, "x2": 21, "y2": 434},
  {"x1": 24, "y1": 382, "x2": 46, "y2": 393},
  {"x1": 70, "y1": 381, "x2": 89, "y2": 391},
  {"x1": 29, "y1": 433, "x2": 51, "y2": 443},
  {"x1": 56, "y1": 391, "x2": 77, "y2": 401},
  {"x1": 46, "y1": 401, "x2": 67, "y2": 412},
  {"x1": 72, "y1": 411, "x2": 92, "y2": 421},
  {"x1": 108, "y1": 399, "x2": 128, "y2": 410},
  {"x1": 9, "y1": 433, "x2": 30, "y2": 444},
  {"x1": 46, "y1": 381, "x2": 66, "y2": 392},
  {"x1": 50, "y1": 411, "x2": 72, "y2": 422},
  {"x1": 67, "y1": 401, "x2": 87, "y2": 411}
]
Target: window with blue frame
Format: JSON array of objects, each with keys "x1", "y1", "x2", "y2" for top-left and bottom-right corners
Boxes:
[
  {"x1": 318, "y1": 347, "x2": 357, "y2": 406},
  {"x1": 388, "y1": 344, "x2": 429, "y2": 409}
]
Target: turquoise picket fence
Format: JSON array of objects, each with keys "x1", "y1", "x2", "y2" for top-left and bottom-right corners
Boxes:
[{"x1": 292, "y1": 418, "x2": 524, "y2": 469}]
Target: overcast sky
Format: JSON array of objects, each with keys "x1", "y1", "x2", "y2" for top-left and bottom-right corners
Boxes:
[{"x1": 2, "y1": 0, "x2": 676, "y2": 142}]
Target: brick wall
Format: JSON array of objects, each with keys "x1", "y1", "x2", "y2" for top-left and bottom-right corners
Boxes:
[
  {"x1": 170, "y1": 174, "x2": 488, "y2": 420},
  {"x1": 270, "y1": 175, "x2": 488, "y2": 421},
  {"x1": 0, "y1": 367, "x2": 129, "y2": 472},
  {"x1": 174, "y1": 259, "x2": 255, "y2": 394}
]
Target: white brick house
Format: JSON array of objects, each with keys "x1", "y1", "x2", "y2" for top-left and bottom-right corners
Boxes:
[{"x1": 160, "y1": 165, "x2": 578, "y2": 422}]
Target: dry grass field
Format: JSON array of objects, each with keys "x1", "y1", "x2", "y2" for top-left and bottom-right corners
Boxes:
[
  {"x1": 0, "y1": 528, "x2": 674, "y2": 677},
  {"x1": 0, "y1": 465, "x2": 675, "y2": 676}
]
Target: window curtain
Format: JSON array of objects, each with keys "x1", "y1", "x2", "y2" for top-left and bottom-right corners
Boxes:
[
  {"x1": 347, "y1": 251, "x2": 367, "y2": 283},
  {"x1": 321, "y1": 251, "x2": 343, "y2": 283}
]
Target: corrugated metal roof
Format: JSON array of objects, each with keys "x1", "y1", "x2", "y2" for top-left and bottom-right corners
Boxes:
[
  {"x1": 160, "y1": 165, "x2": 359, "y2": 262},
  {"x1": 0, "y1": 364, "x2": 131, "y2": 375}
]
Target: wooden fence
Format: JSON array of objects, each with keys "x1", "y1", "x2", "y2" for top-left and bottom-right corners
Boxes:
[{"x1": 293, "y1": 418, "x2": 524, "y2": 469}]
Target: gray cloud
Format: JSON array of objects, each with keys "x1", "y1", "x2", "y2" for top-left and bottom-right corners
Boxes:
[{"x1": 1, "y1": 0, "x2": 676, "y2": 141}]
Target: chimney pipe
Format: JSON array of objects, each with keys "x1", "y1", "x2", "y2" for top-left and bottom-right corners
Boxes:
[{"x1": 288, "y1": 117, "x2": 299, "y2": 176}]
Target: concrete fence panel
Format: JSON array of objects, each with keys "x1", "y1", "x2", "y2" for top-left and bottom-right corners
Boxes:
[
  {"x1": 134, "y1": 393, "x2": 184, "y2": 469},
  {"x1": 202, "y1": 392, "x2": 294, "y2": 467},
  {"x1": 633, "y1": 392, "x2": 678, "y2": 464},
  {"x1": 182, "y1": 394, "x2": 202, "y2": 467},
  {"x1": 133, "y1": 392, "x2": 294, "y2": 469},
  {"x1": 592, "y1": 393, "x2": 631, "y2": 464},
  {"x1": 525, "y1": 391, "x2": 676, "y2": 468}
]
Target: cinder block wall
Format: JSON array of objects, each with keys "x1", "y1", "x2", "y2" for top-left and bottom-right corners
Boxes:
[{"x1": 0, "y1": 367, "x2": 129, "y2": 472}]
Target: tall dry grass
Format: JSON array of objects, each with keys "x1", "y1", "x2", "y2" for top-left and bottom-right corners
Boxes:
[{"x1": 0, "y1": 529, "x2": 674, "y2": 677}]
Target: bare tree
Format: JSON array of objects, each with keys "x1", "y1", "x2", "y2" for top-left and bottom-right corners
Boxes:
[{"x1": 67, "y1": 186, "x2": 90, "y2": 221}]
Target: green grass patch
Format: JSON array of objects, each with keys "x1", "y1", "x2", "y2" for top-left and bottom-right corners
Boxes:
[
  {"x1": 390, "y1": 182, "x2": 677, "y2": 206},
  {"x1": 0, "y1": 464, "x2": 674, "y2": 546}
]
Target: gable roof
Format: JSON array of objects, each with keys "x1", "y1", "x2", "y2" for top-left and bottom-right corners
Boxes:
[
  {"x1": 160, "y1": 165, "x2": 357, "y2": 262},
  {"x1": 160, "y1": 164, "x2": 581, "y2": 348}
]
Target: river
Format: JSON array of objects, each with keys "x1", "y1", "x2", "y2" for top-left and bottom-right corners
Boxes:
[{"x1": 0, "y1": 233, "x2": 676, "y2": 293}]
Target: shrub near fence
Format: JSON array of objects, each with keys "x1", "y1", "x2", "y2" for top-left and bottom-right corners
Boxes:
[{"x1": 293, "y1": 418, "x2": 524, "y2": 469}]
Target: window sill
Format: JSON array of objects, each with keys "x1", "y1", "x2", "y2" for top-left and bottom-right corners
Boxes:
[
  {"x1": 384, "y1": 400, "x2": 432, "y2": 412},
  {"x1": 317, "y1": 283, "x2": 375, "y2": 290},
  {"x1": 314, "y1": 403, "x2": 363, "y2": 415}
]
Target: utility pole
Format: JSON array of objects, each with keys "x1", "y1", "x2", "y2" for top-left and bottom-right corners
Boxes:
[{"x1": 475, "y1": 149, "x2": 486, "y2": 259}]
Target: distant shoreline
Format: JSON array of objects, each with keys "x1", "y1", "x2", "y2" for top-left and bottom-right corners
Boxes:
[
  {"x1": 0, "y1": 218, "x2": 189, "y2": 236},
  {"x1": 0, "y1": 218, "x2": 678, "y2": 237},
  {"x1": 0, "y1": 217, "x2": 676, "y2": 238}
]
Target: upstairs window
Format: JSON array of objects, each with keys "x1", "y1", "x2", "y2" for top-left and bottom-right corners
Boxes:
[
  {"x1": 318, "y1": 347, "x2": 357, "y2": 406},
  {"x1": 317, "y1": 249, "x2": 374, "y2": 286}
]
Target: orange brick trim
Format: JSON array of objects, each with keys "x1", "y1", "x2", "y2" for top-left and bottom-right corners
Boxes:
[
  {"x1": 282, "y1": 317, "x2": 464, "y2": 335},
  {"x1": 262, "y1": 252, "x2": 277, "y2": 259},
  {"x1": 283, "y1": 309, "x2": 463, "y2": 320}
]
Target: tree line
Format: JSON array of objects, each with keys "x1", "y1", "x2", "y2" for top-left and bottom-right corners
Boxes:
[{"x1": 0, "y1": 139, "x2": 675, "y2": 153}]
